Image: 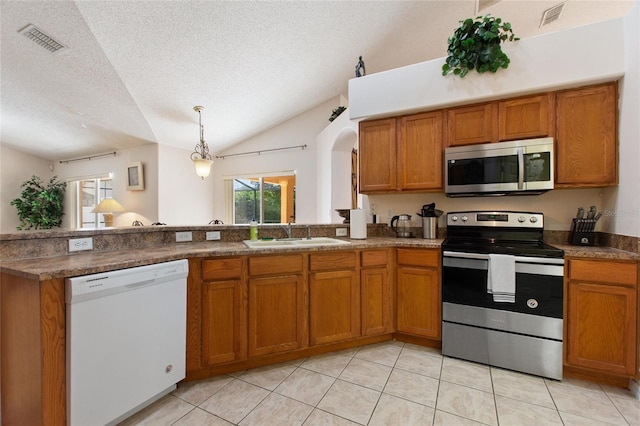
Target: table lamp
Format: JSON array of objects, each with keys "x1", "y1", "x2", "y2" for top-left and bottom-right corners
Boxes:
[{"x1": 92, "y1": 198, "x2": 126, "y2": 227}]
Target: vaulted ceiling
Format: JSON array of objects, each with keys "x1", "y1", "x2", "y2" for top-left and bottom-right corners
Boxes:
[{"x1": 0, "y1": 1, "x2": 633, "y2": 161}]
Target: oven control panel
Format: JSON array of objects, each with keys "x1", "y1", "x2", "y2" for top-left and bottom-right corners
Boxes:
[{"x1": 447, "y1": 211, "x2": 544, "y2": 228}]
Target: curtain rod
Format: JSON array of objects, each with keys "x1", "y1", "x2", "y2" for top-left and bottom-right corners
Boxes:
[
  {"x1": 215, "y1": 144, "x2": 307, "y2": 160},
  {"x1": 59, "y1": 151, "x2": 117, "y2": 164}
]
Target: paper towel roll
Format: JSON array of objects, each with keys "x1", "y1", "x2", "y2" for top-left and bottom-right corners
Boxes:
[{"x1": 350, "y1": 209, "x2": 367, "y2": 239}]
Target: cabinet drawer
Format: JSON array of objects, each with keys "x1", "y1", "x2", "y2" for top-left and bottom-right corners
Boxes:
[
  {"x1": 569, "y1": 259, "x2": 637, "y2": 287},
  {"x1": 397, "y1": 248, "x2": 439, "y2": 268},
  {"x1": 249, "y1": 254, "x2": 304, "y2": 276},
  {"x1": 310, "y1": 251, "x2": 357, "y2": 271},
  {"x1": 202, "y1": 257, "x2": 243, "y2": 281},
  {"x1": 361, "y1": 249, "x2": 388, "y2": 268}
]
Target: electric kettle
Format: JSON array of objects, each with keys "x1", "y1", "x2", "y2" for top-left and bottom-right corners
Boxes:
[{"x1": 390, "y1": 214, "x2": 413, "y2": 238}]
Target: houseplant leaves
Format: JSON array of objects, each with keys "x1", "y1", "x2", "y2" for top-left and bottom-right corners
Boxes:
[
  {"x1": 442, "y1": 15, "x2": 519, "y2": 78},
  {"x1": 11, "y1": 175, "x2": 66, "y2": 230}
]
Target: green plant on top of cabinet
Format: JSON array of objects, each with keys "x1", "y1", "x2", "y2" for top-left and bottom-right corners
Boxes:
[{"x1": 555, "y1": 82, "x2": 617, "y2": 187}]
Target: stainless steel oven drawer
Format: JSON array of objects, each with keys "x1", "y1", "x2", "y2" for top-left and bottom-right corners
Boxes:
[
  {"x1": 442, "y1": 321, "x2": 563, "y2": 380},
  {"x1": 443, "y1": 302, "x2": 563, "y2": 340}
]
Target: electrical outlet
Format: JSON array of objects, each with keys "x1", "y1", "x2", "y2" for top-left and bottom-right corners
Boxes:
[
  {"x1": 69, "y1": 237, "x2": 93, "y2": 252},
  {"x1": 206, "y1": 231, "x2": 221, "y2": 241},
  {"x1": 175, "y1": 231, "x2": 193, "y2": 242},
  {"x1": 336, "y1": 228, "x2": 348, "y2": 237}
]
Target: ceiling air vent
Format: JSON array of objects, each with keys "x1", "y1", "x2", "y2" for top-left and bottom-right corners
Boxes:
[
  {"x1": 18, "y1": 24, "x2": 68, "y2": 54},
  {"x1": 540, "y1": 3, "x2": 565, "y2": 27}
]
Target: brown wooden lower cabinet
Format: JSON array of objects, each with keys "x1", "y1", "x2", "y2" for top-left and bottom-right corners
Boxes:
[
  {"x1": 566, "y1": 258, "x2": 638, "y2": 378},
  {"x1": 309, "y1": 251, "x2": 360, "y2": 345},
  {"x1": 202, "y1": 279, "x2": 247, "y2": 365},
  {"x1": 188, "y1": 257, "x2": 248, "y2": 369},
  {"x1": 395, "y1": 248, "x2": 441, "y2": 340},
  {"x1": 309, "y1": 269, "x2": 360, "y2": 345},
  {"x1": 1, "y1": 273, "x2": 66, "y2": 426},
  {"x1": 361, "y1": 249, "x2": 392, "y2": 336}
]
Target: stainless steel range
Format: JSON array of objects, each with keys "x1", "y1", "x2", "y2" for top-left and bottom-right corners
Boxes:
[{"x1": 441, "y1": 211, "x2": 565, "y2": 380}]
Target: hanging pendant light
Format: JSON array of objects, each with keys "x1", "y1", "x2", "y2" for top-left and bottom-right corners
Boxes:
[{"x1": 191, "y1": 106, "x2": 213, "y2": 179}]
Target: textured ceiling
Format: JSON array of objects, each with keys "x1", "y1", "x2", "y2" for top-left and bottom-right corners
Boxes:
[{"x1": 0, "y1": 0, "x2": 634, "y2": 161}]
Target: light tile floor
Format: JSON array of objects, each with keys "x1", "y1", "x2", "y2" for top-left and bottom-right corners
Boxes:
[{"x1": 119, "y1": 340, "x2": 640, "y2": 426}]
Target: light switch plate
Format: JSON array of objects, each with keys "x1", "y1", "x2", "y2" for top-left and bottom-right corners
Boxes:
[
  {"x1": 336, "y1": 228, "x2": 348, "y2": 237},
  {"x1": 206, "y1": 231, "x2": 221, "y2": 241},
  {"x1": 69, "y1": 237, "x2": 93, "y2": 252},
  {"x1": 175, "y1": 231, "x2": 193, "y2": 242}
]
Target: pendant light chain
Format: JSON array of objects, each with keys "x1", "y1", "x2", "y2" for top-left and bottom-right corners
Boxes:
[{"x1": 191, "y1": 106, "x2": 212, "y2": 161}]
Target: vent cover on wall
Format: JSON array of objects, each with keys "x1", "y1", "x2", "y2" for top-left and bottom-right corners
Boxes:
[
  {"x1": 540, "y1": 3, "x2": 566, "y2": 27},
  {"x1": 18, "y1": 24, "x2": 68, "y2": 54},
  {"x1": 476, "y1": 0, "x2": 502, "y2": 13}
]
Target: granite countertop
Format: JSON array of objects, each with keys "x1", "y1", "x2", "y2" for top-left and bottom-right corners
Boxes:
[
  {"x1": 1, "y1": 237, "x2": 637, "y2": 281},
  {"x1": 552, "y1": 243, "x2": 639, "y2": 261},
  {"x1": 0, "y1": 237, "x2": 444, "y2": 281}
]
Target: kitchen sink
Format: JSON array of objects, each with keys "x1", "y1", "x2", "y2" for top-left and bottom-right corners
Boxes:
[{"x1": 243, "y1": 237, "x2": 350, "y2": 249}]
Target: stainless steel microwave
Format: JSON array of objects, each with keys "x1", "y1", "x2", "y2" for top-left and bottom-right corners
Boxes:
[{"x1": 445, "y1": 137, "x2": 554, "y2": 197}]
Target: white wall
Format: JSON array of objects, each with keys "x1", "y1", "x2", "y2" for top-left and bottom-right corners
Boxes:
[
  {"x1": 316, "y1": 104, "x2": 359, "y2": 224},
  {"x1": 211, "y1": 96, "x2": 342, "y2": 225},
  {"x1": 367, "y1": 189, "x2": 604, "y2": 231},
  {"x1": 54, "y1": 143, "x2": 159, "y2": 227},
  {"x1": 157, "y1": 143, "x2": 215, "y2": 225},
  {"x1": 603, "y1": 0, "x2": 640, "y2": 238},
  {"x1": 349, "y1": 18, "x2": 626, "y2": 120},
  {"x1": 0, "y1": 144, "x2": 53, "y2": 232},
  {"x1": 0, "y1": 143, "x2": 160, "y2": 231}
]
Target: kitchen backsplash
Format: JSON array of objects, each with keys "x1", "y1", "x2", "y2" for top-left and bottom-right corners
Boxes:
[{"x1": 0, "y1": 224, "x2": 388, "y2": 260}]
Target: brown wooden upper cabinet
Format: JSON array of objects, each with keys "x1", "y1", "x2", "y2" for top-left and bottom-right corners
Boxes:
[
  {"x1": 447, "y1": 103, "x2": 497, "y2": 146},
  {"x1": 359, "y1": 118, "x2": 396, "y2": 192},
  {"x1": 359, "y1": 112, "x2": 443, "y2": 194},
  {"x1": 398, "y1": 112, "x2": 443, "y2": 191},
  {"x1": 447, "y1": 94, "x2": 552, "y2": 147},
  {"x1": 499, "y1": 94, "x2": 553, "y2": 141},
  {"x1": 555, "y1": 83, "x2": 618, "y2": 187}
]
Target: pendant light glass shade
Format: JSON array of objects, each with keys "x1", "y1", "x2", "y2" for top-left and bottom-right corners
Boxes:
[{"x1": 193, "y1": 158, "x2": 214, "y2": 179}]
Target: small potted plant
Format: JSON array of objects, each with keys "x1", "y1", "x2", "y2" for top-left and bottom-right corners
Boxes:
[
  {"x1": 11, "y1": 175, "x2": 66, "y2": 230},
  {"x1": 442, "y1": 14, "x2": 519, "y2": 78}
]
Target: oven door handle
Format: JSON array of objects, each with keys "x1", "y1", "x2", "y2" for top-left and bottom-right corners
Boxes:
[{"x1": 443, "y1": 251, "x2": 565, "y2": 265}]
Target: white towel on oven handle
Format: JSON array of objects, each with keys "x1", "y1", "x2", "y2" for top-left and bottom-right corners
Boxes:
[{"x1": 487, "y1": 253, "x2": 516, "y2": 303}]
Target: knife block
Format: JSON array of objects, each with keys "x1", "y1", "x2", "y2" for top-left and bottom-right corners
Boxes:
[{"x1": 569, "y1": 219, "x2": 595, "y2": 246}]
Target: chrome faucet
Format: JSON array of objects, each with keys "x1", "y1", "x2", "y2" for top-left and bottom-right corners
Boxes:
[
  {"x1": 281, "y1": 221, "x2": 292, "y2": 238},
  {"x1": 306, "y1": 224, "x2": 311, "y2": 240}
]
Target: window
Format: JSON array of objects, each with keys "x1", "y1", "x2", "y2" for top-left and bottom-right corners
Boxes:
[
  {"x1": 225, "y1": 172, "x2": 295, "y2": 224},
  {"x1": 68, "y1": 174, "x2": 113, "y2": 228}
]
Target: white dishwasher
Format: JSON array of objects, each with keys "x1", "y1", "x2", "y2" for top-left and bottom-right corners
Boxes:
[{"x1": 66, "y1": 259, "x2": 188, "y2": 426}]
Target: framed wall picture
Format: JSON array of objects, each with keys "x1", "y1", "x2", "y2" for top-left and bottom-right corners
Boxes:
[{"x1": 126, "y1": 161, "x2": 144, "y2": 191}]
